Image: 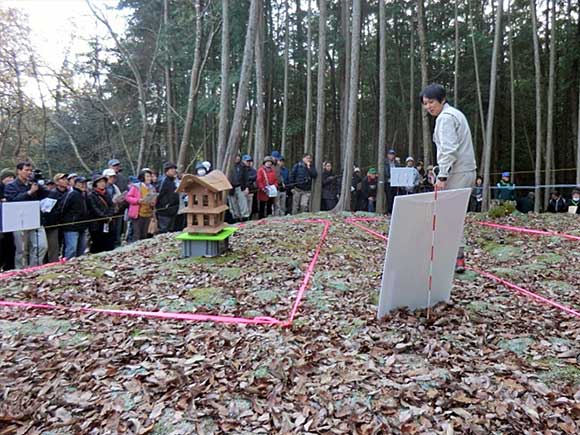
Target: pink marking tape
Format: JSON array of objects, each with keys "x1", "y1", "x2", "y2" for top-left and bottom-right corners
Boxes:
[
  {"x1": 0, "y1": 219, "x2": 331, "y2": 327},
  {"x1": 477, "y1": 221, "x2": 580, "y2": 242},
  {"x1": 345, "y1": 217, "x2": 388, "y2": 242},
  {"x1": 0, "y1": 258, "x2": 67, "y2": 281},
  {"x1": 346, "y1": 218, "x2": 580, "y2": 320}
]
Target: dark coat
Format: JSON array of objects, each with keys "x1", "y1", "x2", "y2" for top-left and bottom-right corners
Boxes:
[
  {"x1": 5, "y1": 178, "x2": 48, "y2": 202},
  {"x1": 87, "y1": 190, "x2": 115, "y2": 232},
  {"x1": 290, "y1": 161, "x2": 317, "y2": 191},
  {"x1": 61, "y1": 188, "x2": 89, "y2": 232},
  {"x1": 43, "y1": 187, "x2": 68, "y2": 227},
  {"x1": 547, "y1": 197, "x2": 567, "y2": 213},
  {"x1": 156, "y1": 175, "x2": 179, "y2": 217},
  {"x1": 322, "y1": 170, "x2": 340, "y2": 200}
]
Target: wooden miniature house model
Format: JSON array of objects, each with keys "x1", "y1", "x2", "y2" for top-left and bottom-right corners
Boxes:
[{"x1": 176, "y1": 170, "x2": 232, "y2": 234}]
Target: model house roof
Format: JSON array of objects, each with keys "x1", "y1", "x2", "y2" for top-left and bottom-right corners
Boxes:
[{"x1": 176, "y1": 170, "x2": 232, "y2": 193}]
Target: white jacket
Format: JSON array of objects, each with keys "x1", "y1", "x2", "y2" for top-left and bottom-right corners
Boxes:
[{"x1": 432, "y1": 103, "x2": 477, "y2": 178}]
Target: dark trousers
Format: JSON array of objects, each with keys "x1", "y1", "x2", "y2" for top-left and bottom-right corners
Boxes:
[
  {"x1": 258, "y1": 199, "x2": 274, "y2": 219},
  {"x1": 0, "y1": 232, "x2": 15, "y2": 271},
  {"x1": 131, "y1": 216, "x2": 151, "y2": 242},
  {"x1": 321, "y1": 198, "x2": 337, "y2": 211},
  {"x1": 386, "y1": 185, "x2": 398, "y2": 214},
  {"x1": 157, "y1": 214, "x2": 176, "y2": 233},
  {"x1": 90, "y1": 230, "x2": 115, "y2": 253}
]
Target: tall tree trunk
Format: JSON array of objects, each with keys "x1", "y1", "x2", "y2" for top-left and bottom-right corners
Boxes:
[
  {"x1": 11, "y1": 51, "x2": 25, "y2": 159},
  {"x1": 341, "y1": 0, "x2": 351, "y2": 159},
  {"x1": 482, "y1": 0, "x2": 503, "y2": 211},
  {"x1": 223, "y1": 0, "x2": 260, "y2": 176},
  {"x1": 509, "y1": 1, "x2": 516, "y2": 178},
  {"x1": 377, "y1": 0, "x2": 387, "y2": 213},
  {"x1": 468, "y1": 0, "x2": 487, "y2": 163},
  {"x1": 416, "y1": 0, "x2": 431, "y2": 164},
  {"x1": 177, "y1": 0, "x2": 203, "y2": 174},
  {"x1": 254, "y1": 4, "x2": 266, "y2": 165},
  {"x1": 312, "y1": 0, "x2": 327, "y2": 212},
  {"x1": 216, "y1": 0, "x2": 230, "y2": 169},
  {"x1": 544, "y1": 0, "x2": 556, "y2": 209},
  {"x1": 454, "y1": 0, "x2": 460, "y2": 106},
  {"x1": 408, "y1": 21, "x2": 415, "y2": 158},
  {"x1": 303, "y1": 0, "x2": 313, "y2": 154},
  {"x1": 164, "y1": 0, "x2": 175, "y2": 163},
  {"x1": 577, "y1": 80, "x2": 580, "y2": 185},
  {"x1": 530, "y1": 0, "x2": 543, "y2": 212},
  {"x1": 49, "y1": 116, "x2": 92, "y2": 173},
  {"x1": 281, "y1": 0, "x2": 290, "y2": 158},
  {"x1": 334, "y1": 0, "x2": 361, "y2": 212}
]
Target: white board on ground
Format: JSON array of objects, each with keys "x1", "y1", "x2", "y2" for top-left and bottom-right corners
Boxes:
[
  {"x1": 378, "y1": 188, "x2": 471, "y2": 319},
  {"x1": 0, "y1": 201, "x2": 41, "y2": 232},
  {"x1": 390, "y1": 167, "x2": 417, "y2": 187}
]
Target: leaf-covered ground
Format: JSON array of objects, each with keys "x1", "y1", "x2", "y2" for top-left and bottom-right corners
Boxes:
[{"x1": 1, "y1": 212, "x2": 579, "y2": 434}]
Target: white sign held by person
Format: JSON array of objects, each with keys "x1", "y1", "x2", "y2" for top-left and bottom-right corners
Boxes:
[
  {"x1": 378, "y1": 189, "x2": 471, "y2": 318},
  {"x1": 390, "y1": 167, "x2": 416, "y2": 187},
  {"x1": 0, "y1": 201, "x2": 41, "y2": 233}
]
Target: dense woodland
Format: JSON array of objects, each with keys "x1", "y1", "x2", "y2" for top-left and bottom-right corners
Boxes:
[{"x1": 1, "y1": 0, "x2": 579, "y2": 211}]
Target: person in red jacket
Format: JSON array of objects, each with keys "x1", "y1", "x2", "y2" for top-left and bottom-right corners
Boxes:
[{"x1": 256, "y1": 156, "x2": 279, "y2": 219}]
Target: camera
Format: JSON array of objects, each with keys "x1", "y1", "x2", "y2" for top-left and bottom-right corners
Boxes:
[{"x1": 31, "y1": 169, "x2": 43, "y2": 183}]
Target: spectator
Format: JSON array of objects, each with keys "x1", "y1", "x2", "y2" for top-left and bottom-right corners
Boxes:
[
  {"x1": 416, "y1": 160, "x2": 426, "y2": 183},
  {"x1": 246, "y1": 157, "x2": 258, "y2": 218},
  {"x1": 547, "y1": 191, "x2": 567, "y2": 213},
  {"x1": 384, "y1": 149, "x2": 400, "y2": 214},
  {"x1": 126, "y1": 169, "x2": 156, "y2": 241},
  {"x1": 402, "y1": 157, "x2": 421, "y2": 194},
  {"x1": 569, "y1": 188, "x2": 580, "y2": 214},
  {"x1": 201, "y1": 161, "x2": 212, "y2": 174},
  {"x1": 156, "y1": 162, "x2": 180, "y2": 233},
  {"x1": 516, "y1": 192, "x2": 535, "y2": 214},
  {"x1": 469, "y1": 176, "x2": 484, "y2": 212},
  {"x1": 496, "y1": 172, "x2": 516, "y2": 202},
  {"x1": 424, "y1": 165, "x2": 436, "y2": 192},
  {"x1": 361, "y1": 168, "x2": 379, "y2": 212},
  {"x1": 256, "y1": 156, "x2": 278, "y2": 219},
  {"x1": 321, "y1": 161, "x2": 340, "y2": 211},
  {"x1": 44, "y1": 173, "x2": 69, "y2": 262},
  {"x1": 44, "y1": 180, "x2": 56, "y2": 191},
  {"x1": 102, "y1": 168, "x2": 125, "y2": 247},
  {"x1": 0, "y1": 169, "x2": 16, "y2": 271},
  {"x1": 290, "y1": 153, "x2": 317, "y2": 214},
  {"x1": 351, "y1": 167, "x2": 363, "y2": 211},
  {"x1": 107, "y1": 159, "x2": 128, "y2": 192},
  {"x1": 228, "y1": 154, "x2": 251, "y2": 222},
  {"x1": 87, "y1": 174, "x2": 116, "y2": 253},
  {"x1": 5, "y1": 162, "x2": 49, "y2": 269},
  {"x1": 195, "y1": 162, "x2": 209, "y2": 177},
  {"x1": 274, "y1": 153, "x2": 290, "y2": 216},
  {"x1": 61, "y1": 176, "x2": 89, "y2": 259},
  {"x1": 67, "y1": 173, "x2": 78, "y2": 190}
]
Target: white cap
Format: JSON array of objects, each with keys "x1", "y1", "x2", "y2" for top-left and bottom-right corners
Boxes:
[
  {"x1": 405, "y1": 156, "x2": 415, "y2": 163},
  {"x1": 202, "y1": 161, "x2": 211, "y2": 171},
  {"x1": 102, "y1": 168, "x2": 116, "y2": 177}
]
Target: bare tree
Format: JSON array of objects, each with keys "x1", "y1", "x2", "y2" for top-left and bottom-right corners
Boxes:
[
  {"x1": 530, "y1": 0, "x2": 543, "y2": 212},
  {"x1": 216, "y1": 0, "x2": 230, "y2": 169},
  {"x1": 577, "y1": 80, "x2": 580, "y2": 186},
  {"x1": 304, "y1": 0, "x2": 313, "y2": 154},
  {"x1": 416, "y1": 0, "x2": 430, "y2": 164},
  {"x1": 311, "y1": 0, "x2": 327, "y2": 212},
  {"x1": 223, "y1": 0, "x2": 260, "y2": 176},
  {"x1": 482, "y1": 0, "x2": 503, "y2": 211},
  {"x1": 468, "y1": 0, "x2": 487, "y2": 162},
  {"x1": 254, "y1": 3, "x2": 266, "y2": 165},
  {"x1": 377, "y1": 0, "x2": 387, "y2": 213},
  {"x1": 281, "y1": 0, "x2": 290, "y2": 158},
  {"x1": 454, "y1": 0, "x2": 460, "y2": 106},
  {"x1": 164, "y1": 0, "x2": 175, "y2": 163},
  {"x1": 334, "y1": 0, "x2": 361, "y2": 212},
  {"x1": 544, "y1": 0, "x2": 556, "y2": 209},
  {"x1": 508, "y1": 0, "x2": 516, "y2": 178},
  {"x1": 408, "y1": 18, "x2": 415, "y2": 158}
]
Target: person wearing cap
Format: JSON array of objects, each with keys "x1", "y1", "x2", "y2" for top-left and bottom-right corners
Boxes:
[
  {"x1": 5, "y1": 162, "x2": 49, "y2": 268},
  {"x1": 321, "y1": 161, "x2": 340, "y2": 211},
  {"x1": 547, "y1": 191, "x2": 567, "y2": 213},
  {"x1": 274, "y1": 154, "x2": 290, "y2": 216},
  {"x1": 67, "y1": 173, "x2": 78, "y2": 189},
  {"x1": 402, "y1": 157, "x2": 421, "y2": 195},
  {"x1": 568, "y1": 188, "x2": 580, "y2": 214},
  {"x1": 61, "y1": 176, "x2": 89, "y2": 259},
  {"x1": 290, "y1": 153, "x2": 318, "y2": 214},
  {"x1": 420, "y1": 83, "x2": 477, "y2": 273},
  {"x1": 195, "y1": 162, "x2": 208, "y2": 177},
  {"x1": 227, "y1": 155, "x2": 251, "y2": 222},
  {"x1": 496, "y1": 171, "x2": 516, "y2": 202},
  {"x1": 43, "y1": 173, "x2": 69, "y2": 262},
  {"x1": 87, "y1": 174, "x2": 116, "y2": 253},
  {"x1": 256, "y1": 156, "x2": 279, "y2": 218},
  {"x1": 201, "y1": 161, "x2": 212, "y2": 174},
  {"x1": 383, "y1": 149, "x2": 400, "y2": 214},
  {"x1": 126, "y1": 169, "x2": 157, "y2": 241},
  {"x1": 0, "y1": 169, "x2": 16, "y2": 271},
  {"x1": 107, "y1": 159, "x2": 128, "y2": 192},
  {"x1": 351, "y1": 166, "x2": 363, "y2": 211},
  {"x1": 469, "y1": 176, "x2": 484, "y2": 212},
  {"x1": 361, "y1": 168, "x2": 379, "y2": 212},
  {"x1": 156, "y1": 162, "x2": 180, "y2": 233}
]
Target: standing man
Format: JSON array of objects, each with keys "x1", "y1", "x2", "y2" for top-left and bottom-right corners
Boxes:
[
  {"x1": 4, "y1": 162, "x2": 49, "y2": 268},
  {"x1": 420, "y1": 83, "x2": 477, "y2": 273},
  {"x1": 290, "y1": 153, "x2": 318, "y2": 214},
  {"x1": 156, "y1": 162, "x2": 180, "y2": 233},
  {"x1": 383, "y1": 149, "x2": 399, "y2": 214},
  {"x1": 107, "y1": 159, "x2": 129, "y2": 192},
  {"x1": 0, "y1": 169, "x2": 16, "y2": 271},
  {"x1": 43, "y1": 173, "x2": 69, "y2": 262}
]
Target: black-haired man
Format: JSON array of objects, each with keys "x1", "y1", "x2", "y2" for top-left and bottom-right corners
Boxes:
[
  {"x1": 156, "y1": 162, "x2": 180, "y2": 233},
  {"x1": 420, "y1": 84, "x2": 477, "y2": 273}
]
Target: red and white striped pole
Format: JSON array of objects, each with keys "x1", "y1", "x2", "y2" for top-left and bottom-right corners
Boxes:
[{"x1": 427, "y1": 186, "x2": 439, "y2": 320}]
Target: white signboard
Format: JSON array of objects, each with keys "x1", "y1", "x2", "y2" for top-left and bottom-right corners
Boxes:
[
  {"x1": 378, "y1": 188, "x2": 471, "y2": 318},
  {"x1": 390, "y1": 167, "x2": 416, "y2": 187},
  {"x1": 0, "y1": 201, "x2": 41, "y2": 232}
]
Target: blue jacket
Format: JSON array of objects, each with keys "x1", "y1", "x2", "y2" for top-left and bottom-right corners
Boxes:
[
  {"x1": 5, "y1": 178, "x2": 48, "y2": 202},
  {"x1": 290, "y1": 161, "x2": 317, "y2": 191}
]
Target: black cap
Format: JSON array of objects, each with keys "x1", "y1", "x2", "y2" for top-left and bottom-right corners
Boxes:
[
  {"x1": 163, "y1": 162, "x2": 177, "y2": 172},
  {"x1": 75, "y1": 176, "x2": 87, "y2": 184}
]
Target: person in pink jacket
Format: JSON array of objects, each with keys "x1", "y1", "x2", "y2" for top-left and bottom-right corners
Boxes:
[
  {"x1": 256, "y1": 156, "x2": 279, "y2": 219},
  {"x1": 126, "y1": 169, "x2": 156, "y2": 241}
]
